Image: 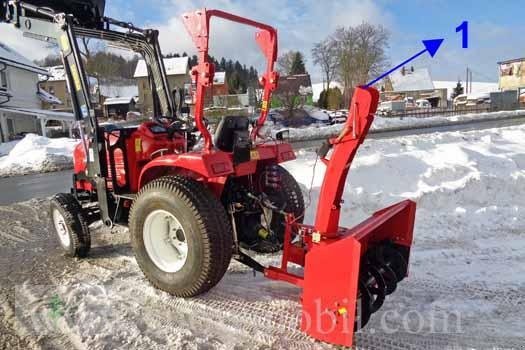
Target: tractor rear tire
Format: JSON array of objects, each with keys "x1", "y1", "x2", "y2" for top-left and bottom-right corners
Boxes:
[
  {"x1": 270, "y1": 165, "x2": 305, "y2": 242},
  {"x1": 49, "y1": 193, "x2": 91, "y2": 258},
  {"x1": 129, "y1": 176, "x2": 233, "y2": 297}
]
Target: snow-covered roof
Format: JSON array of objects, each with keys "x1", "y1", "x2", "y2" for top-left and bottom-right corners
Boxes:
[
  {"x1": 104, "y1": 97, "x2": 135, "y2": 105},
  {"x1": 213, "y1": 72, "x2": 226, "y2": 85},
  {"x1": 389, "y1": 67, "x2": 434, "y2": 91},
  {"x1": 433, "y1": 81, "x2": 499, "y2": 99},
  {"x1": 0, "y1": 42, "x2": 49, "y2": 75},
  {"x1": 37, "y1": 87, "x2": 63, "y2": 105},
  {"x1": 134, "y1": 57, "x2": 189, "y2": 78},
  {"x1": 43, "y1": 65, "x2": 66, "y2": 81},
  {"x1": 99, "y1": 84, "x2": 138, "y2": 98},
  {"x1": 0, "y1": 106, "x2": 74, "y2": 121}
]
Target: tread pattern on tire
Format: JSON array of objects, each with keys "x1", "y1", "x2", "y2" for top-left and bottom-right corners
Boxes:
[
  {"x1": 50, "y1": 193, "x2": 90, "y2": 258},
  {"x1": 129, "y1": 175, "x2": 233, "y2": 297},
  {"x1": 278, "y1": 165, "x2": 305, "y2": 220}
]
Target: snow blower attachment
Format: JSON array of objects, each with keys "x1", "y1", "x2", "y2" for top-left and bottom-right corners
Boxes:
[{"x1": 265, "y1": 86, "x2": 416, "y2": 347}]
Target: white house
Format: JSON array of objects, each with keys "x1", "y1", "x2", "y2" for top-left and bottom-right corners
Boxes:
[{"x1": 0, "y1": 42, "x2": 73, "y2": 142}]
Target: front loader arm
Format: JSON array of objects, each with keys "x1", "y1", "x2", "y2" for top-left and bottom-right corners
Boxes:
[{"x1": 0, "y1": 1, "x2": 115, "y2": 224}]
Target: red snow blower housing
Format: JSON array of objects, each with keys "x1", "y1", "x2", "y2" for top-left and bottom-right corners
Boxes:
[{"x1": 2, "y1": 2, "x2": 415, "y2": 347}]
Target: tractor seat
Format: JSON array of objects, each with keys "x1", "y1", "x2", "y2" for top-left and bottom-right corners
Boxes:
[
  {"x1": 214, "y1": 115, "x2": 250, "y2": 152},
  {"x1": 214, "y1": 116, "x2": 251, "y2": 163}
]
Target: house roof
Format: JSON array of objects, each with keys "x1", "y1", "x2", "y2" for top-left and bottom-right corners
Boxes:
[
  {"x1": 498, "y1": 57, "x2": 525, "y2": 65},
  {"x1": 389, "y1": 67, "x2": 434, "y2": 91},
  {"x1": 42, "y1": 65, "x2": 66, "y2": 81},
  {"x1": 99, "y1": 84, "x2": 138, "y2": 98},
  {"x1": 275, "y1": 74, "x2": 312, "y2": 95},
  {"x1": 37, "y1": 87, "x2": 63, "y2": 105},
  {"x1": 0, "y1": 42, "x2": 49, "y2": 75},
  {"x1": 0, "y1": 106, "x2": 74, "y2": 121},
  {"x1": 104, "y1": 96, "x2": 135, "y2": 105},
  {"x1": 134, "y1": 57, "x2": 189, "y2": 78}
]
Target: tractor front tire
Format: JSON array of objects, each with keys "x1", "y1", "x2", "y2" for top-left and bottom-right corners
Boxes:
[
  {"x1": 49, "y1": 193, "x2": 91, "y2": 258},
  {"x1": 129, "y1": 176, "x2": 233, "y2": 297}
]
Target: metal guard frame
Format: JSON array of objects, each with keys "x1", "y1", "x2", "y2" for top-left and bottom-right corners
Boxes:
[{"x1": 181, "y1": 8, "x2": 279, "y2": 151}]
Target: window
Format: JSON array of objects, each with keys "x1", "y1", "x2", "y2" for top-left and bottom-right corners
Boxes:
[{"x1": 0, "y1": 70, "x2": 7, "y2": 90}]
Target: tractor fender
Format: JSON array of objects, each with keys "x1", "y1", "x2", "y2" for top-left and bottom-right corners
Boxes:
[{"x1": 138, "y1": 151, "x2": 234, "y2": 189}]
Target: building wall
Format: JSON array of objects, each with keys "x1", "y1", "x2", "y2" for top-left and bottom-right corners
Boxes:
[
  {"x1": 2, "y1": 66, "x2": 41, "y2": 108},
  {"x1": 0, "y1": 66, "x2": 41, "y2": 141},
  {"x1": 499, "y1": 60, "x2": 525, "y2": 91},
  {"x1": 136, "y1": 75, "x2": 189, "y2": 116}
]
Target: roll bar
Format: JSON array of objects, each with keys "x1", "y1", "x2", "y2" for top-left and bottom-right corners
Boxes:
[{"x1": 181, "y1": 8, "x2": 279, "y2": 151}]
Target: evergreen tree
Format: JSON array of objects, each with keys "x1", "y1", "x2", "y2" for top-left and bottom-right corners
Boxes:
[
  {"x1": 290, "y1": 52, "x2": 307, "y2": 75},
  {"x1": 451, "y1": 80, "x2": 465, "y2": 99},
  {"x1": 318, "y1": 89, "x2": 327, "y2": 109}
]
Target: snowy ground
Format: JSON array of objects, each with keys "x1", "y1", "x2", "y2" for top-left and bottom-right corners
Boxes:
[
  {"x1": 0, "y1": 125, "x2": 524, "y2": 349},
  {"x1": 0, "y1": 134, "x2": 77, "y2": 177}
]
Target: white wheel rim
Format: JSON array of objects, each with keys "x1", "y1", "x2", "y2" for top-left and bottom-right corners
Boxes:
[
  {"x1": 143, "y1": 209, "x2": 189, "y2": 273},
  {"x1": 52, "y1": 209, "x2": 70, "y2": 247}
]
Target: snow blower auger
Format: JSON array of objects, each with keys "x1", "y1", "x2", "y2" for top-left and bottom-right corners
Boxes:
[{"x1": 264, "y1": 86, "x2": 416, "y2": 347}]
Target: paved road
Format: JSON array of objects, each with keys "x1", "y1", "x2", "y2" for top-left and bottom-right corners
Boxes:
[
  {"x1": 1, "y1": 115, "x2": 524, "y2": 205},
  {"x1": 0, "y1": 170, "x2": 71, "y2": 205}
]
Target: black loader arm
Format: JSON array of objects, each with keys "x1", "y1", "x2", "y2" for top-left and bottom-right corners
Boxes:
[{"x1": 0, "y1": 0, "x2": 177, "y2": 226}]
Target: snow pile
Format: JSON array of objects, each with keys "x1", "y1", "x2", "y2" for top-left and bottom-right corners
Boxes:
[
  {"x1": 0, "y1": 134, "x2": 78, "y2": 177},
  {"x1": 272, "y1": 109, "x2": 525, "y2": 141},
  {"x1": 283, "y1": 124, "x2": 525, "y2": 284}
]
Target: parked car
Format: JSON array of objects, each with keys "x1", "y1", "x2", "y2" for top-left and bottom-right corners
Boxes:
[
  {"x1": 466, "y1": 93, "x2": 491, "y2": 107},
  {"x1": 415, "y1": 99, "x2": 431, "y2": 109},
  {"x1": 267, "y1": 108, "x2": 329, "y2": 128},
  {"x1": 453, "y1": 94, "x2": 468, "y2": 108},
  {"x1": 404, "y1": 96, "x2": 416, "y2": 109},
  {"x1": 328, "y1": 110, "x2": 347, "y2": 124},
  {"x1": 455, "y1": 93, "x2": 490, "y2": 109}
]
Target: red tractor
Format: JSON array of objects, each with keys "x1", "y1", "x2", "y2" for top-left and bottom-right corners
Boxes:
[{"x1": 2, "y1": 2, "x2": 416, "y2": 347}]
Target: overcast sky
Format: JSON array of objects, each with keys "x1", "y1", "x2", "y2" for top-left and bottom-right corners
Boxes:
[{"x1": 1, "y1": 0, "x2": 521, "y2": 83}]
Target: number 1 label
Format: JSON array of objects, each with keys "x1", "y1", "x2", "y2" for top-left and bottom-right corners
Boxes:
[{"x1": 456, "y1": 21, "x2": 468, "y2": 48}]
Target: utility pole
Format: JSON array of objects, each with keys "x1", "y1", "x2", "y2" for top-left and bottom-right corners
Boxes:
[
  {"x1": 465, "y1": 67, "x2": 468, "y2": 94},
  {"x1": 470, "y1": 70, "x2": 473, "y2": 93}
]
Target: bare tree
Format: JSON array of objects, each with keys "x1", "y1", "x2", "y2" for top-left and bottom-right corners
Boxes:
[
  {"x1": 277, "y1": 51, "x2": 295, "y2": 75},
  {"x1": 80, "y1": 37, "x2": 92, "y2": 60},
  {"x1": 311, "y1": 38, "x2": 338, "y2": 90},
  {"x1": 352, "y1": 23, "x2": 389, "y2": 85},
  {"x1": 333, "y1": 23, "x2": 389, "y2": 102}
]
